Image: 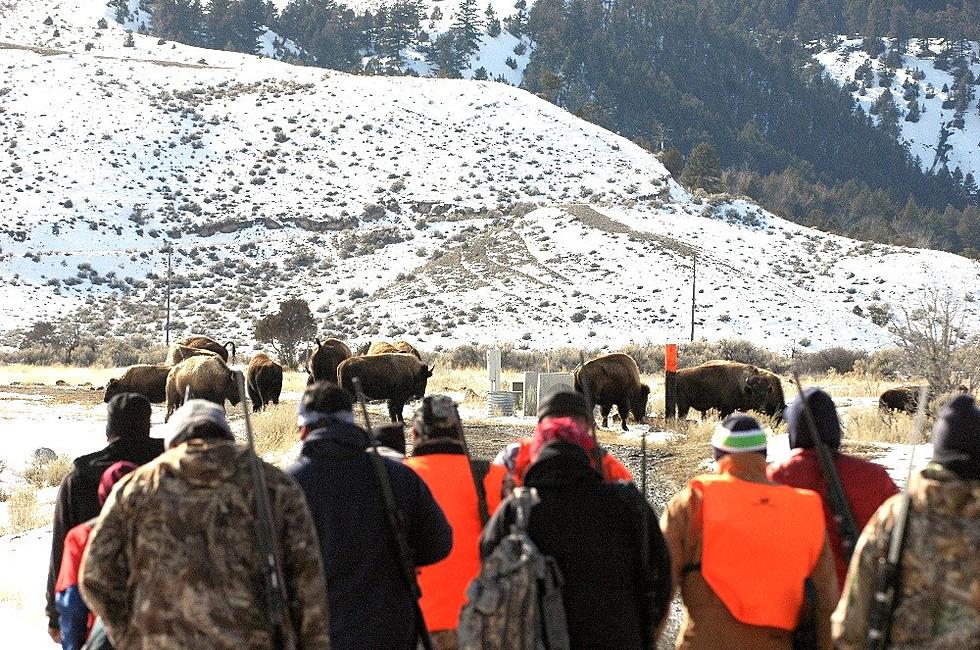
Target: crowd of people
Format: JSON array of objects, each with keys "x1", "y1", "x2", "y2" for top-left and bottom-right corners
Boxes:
[{"x1": 43, "y1": 381, "x2": 980, "y2": 649}]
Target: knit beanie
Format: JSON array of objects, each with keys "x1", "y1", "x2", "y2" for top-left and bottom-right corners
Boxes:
[
  {"x1": 106, "y1": 392, "x2": 152, "y2": 440},
  {"x1": 530, "y1": 416, "x2": 596, "y2": 465},
  {"x1": 97, "y1": 461, "x2": 137, "y2": 507},
  {"x1": 537, "y1": 391, "x2": 591, "y2": 421},
  {"x1": 297, "y1": 381, "x2": 355, "y2": 428},
  {"x1": 412, "y1": 395, "x2": 464, "y2": 442},
  {"x1": 165, "y1": 399, "x2": 232, "y2": 448},
  {"x1": 785, "y1": 388, "x2": 842, "y2": 450},
  {"x1": 712, "y1": 413, "x2": 768, "y2": 460},
  {"x1": 931, "y1": 394, "x2": 980, "y2": 481}
]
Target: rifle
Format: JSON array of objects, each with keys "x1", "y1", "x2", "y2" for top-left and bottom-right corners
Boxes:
[
  {"x1": 233, "y1": 371, "x2": 296, "y2": 650},
  {"x1": 792, "y1": 372, "x2": 860, "y2": 562},
  {"x1": 452, "y1": 399, "x2": 491, "y2": 527},
  {"x1": 866, "y1": 385, "x2": 929, "y2": 650},
  {"x1": 352, "y1": 377, "x2": 434, "y2": 650}
]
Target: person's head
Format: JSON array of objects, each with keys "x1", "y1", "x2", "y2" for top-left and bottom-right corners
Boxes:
[
  {"x1": 411, "y1": 395, "x2": 464, "y2": 452},
  {"x1": 931, "y1": 393, "x2": 980, "y2": 481},
  {"x1": 97, "y1": 461, "x2": 137, "y2": 507},
  {"x1": 711, "y1": 413, "x2": 768, "y2": 465},
  {"x1": 785, "y1": 387, "x2": 841, "y2": 450},
  {"x1": 164, "y1": 399, "x2": 233, "y2": 449},
  {"x1": 297, "y1": 381, "x2": 355, "y2": 439},
  {"x1": 537, "y1": 391, "x2": 592, "y2": 428},
  {"x1": 105, "y1": 392, "x2": 152, "y2": 442}
]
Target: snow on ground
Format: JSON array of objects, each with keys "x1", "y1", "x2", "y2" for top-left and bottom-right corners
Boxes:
[{"x1": 814, "y1": 37, "x2": 980, "y2": 178}]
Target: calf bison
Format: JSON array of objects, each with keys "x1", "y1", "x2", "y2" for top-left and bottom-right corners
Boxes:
[
  {"x1": 165, "y1": 356, "x2": 240, "y2": 421},
  {"x1": 366, "y1": 340, "x2": 422, "y2": 359},
  {"x1": 307, "y1": 338, "x2": 352, "y2": 385},
  {"x1": 574, "y1": 353, "x2": 650, "y2": 431},
  {"x1": 166, "y1": 344, "x2": 219, "y2": 366},
  {"x1": 337, "y1": 353, "x2": 433, "y2": 422},
  {"x1": 676, "y1": 360, "x2": 785, "y2": 421},
  {"x1": 175, "y1": 335, "x2": 237, "y2": 363},
  {"x1": 104, "y1": 364, "x2": 171, "y2": 404},
  {"x1": 879, "y1": 385, "x2": 925, "y2": 414},
  {"x1": 246, "y1": 353, "x2": 283, "y2": 412}
]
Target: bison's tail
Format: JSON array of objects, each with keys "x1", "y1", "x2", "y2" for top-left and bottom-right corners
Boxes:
[{"x1": 572, "y1": 369, "x2": 582, "y2": 394}]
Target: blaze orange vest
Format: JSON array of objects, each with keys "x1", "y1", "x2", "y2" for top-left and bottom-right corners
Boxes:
[
  {"x1": 510, "y1": 438, "x2": 633, "y2": 486},
  {"x1": 690, "y1": 473, "x2": 825, "y2": 631},
  {"x1": 403, "y1": 454, "x2": 506, "y2": 631}
]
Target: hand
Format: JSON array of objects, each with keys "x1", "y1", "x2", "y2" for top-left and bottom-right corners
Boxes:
[{"x1": 47, "y1": 627, "x2": 61, "y2": 644}]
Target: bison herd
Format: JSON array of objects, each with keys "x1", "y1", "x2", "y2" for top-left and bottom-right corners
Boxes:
[{"x1": 103, "y1": 337, "x2": 940, "y2": 428}]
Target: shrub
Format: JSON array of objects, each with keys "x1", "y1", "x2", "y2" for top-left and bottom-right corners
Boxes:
[
  {"x1": 7, "y1": 487, "x2": 44, "y2": 532},
  {"x1": 792, "y1": 347, "x2": 868, "y2": 375},
  {"x1": 251, "y1": 404, "x2": 300, "y2": 459}
]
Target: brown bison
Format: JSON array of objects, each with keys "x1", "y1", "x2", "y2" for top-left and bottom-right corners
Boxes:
[
  {"x1": 676, "y1": 360, "x2": 785, "y2": 422},
  {"x1": 246, "y1": 353, "x2": 283, "y2": 412},
  {"x1": 307, "y1": 338, "x2": 352, "y2": 385},
  {"x1": 574, "y1": 353, "x2": 650, "y2": 431},
  {"x1": 104, "y1": 364, "x2": 171, "y2": 404},
  {"x1": 165, "y1": 356, "x2": 240, "y2": 421},
  {"x1": 367, "y1": 340, "x2": 422, "y2": 359},
  {"x1": 879, "y1": 385, "x2": 924, "y2": 414},
  {"x1": 337, "y1": 353, "x2": 433, "y2": 422},
  {"x1": 166, "y1": 344, "x2": 220, "y2": 366},
  {"x1": 175, "y1": 335, "x2": 237, "y2": 363}
]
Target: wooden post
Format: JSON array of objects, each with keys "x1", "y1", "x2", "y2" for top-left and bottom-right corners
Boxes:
[
  {"x1": 164, "y1": 243, "x2": 172, "y2": 347},
  {"x1": 665, "y1": 343, "x2": 678, "y2": 420},
  {"x1": 690, "y1": 253, "x2": 697, "y2": 342}
]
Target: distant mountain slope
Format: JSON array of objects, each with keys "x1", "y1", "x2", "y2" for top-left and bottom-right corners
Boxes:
[
  {"x1": 814, "y1": 37, "x2": 980, "y2": 182},
  {"x1": 2, "y1": 0, "x2": 980, "y2": 353}
]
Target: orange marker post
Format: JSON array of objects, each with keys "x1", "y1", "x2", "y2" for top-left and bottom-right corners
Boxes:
[{"x1": 665, "y1": 343, "x2": 678, "y2": 420}]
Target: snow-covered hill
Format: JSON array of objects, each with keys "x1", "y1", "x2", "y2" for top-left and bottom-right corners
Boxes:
[
  {"x1": 813, "y1": 37, "x2": 980, "y2": 181},
  {"x1": 3, "y1": 1, "x2": 980, "y2": 354}
]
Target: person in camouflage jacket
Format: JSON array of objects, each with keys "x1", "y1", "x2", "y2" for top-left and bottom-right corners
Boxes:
[
  {"x1": 79, "y1": 400, "x2": 331, "y2": 650},
  {"x1": 833, "y1": 394, "x2": 980, "y2": 649}
]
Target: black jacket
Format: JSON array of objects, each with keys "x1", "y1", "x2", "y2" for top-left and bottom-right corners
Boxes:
[
  {"x1": 288, "y1": 420, "x2": 452, "y2": 650},
  {"x1": 480, "y1": 441, "x2": 672, "y2": 650},
  {"x1": 46, "y1": 436, "x2": 164, "y2": 627}
]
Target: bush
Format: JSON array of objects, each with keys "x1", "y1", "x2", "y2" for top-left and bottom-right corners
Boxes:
[
  {"x1": 23, "y1": 454, "x2": 72, "y2": 488},
  {"x1": 7, "y1": 487, "x2": 44, "y2": 532},
  {"x1": 251, "y1": 404, "x2": 300, "y2": 459},
  {"x1": 792, "y1": 347, "x2": 868, "y2": 375}
]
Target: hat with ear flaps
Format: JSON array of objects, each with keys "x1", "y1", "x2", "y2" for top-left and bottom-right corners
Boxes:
[
  {"x1": 785, "y1": 387, "x2": 842, "y2": 450},
  {"x1": 931, "y1": 393, "x2": 980, "y2": 481}
]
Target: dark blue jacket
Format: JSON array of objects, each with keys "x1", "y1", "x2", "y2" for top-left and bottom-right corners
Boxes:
[{"x1": 288, "y1": 421, "x2": 452, "y2": 650}]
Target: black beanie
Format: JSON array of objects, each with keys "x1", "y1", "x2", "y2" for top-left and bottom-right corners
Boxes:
[
  {"x1": 931, "y1": 394, "x2": 980, "y2": 481},
  {"x1": 537, "y1": 391, "x2": 591, "y2": 421},
  {"x1": 786, "y1": 388, "x2": 842, "y2": 450},
  {"x1": 106, "y1": 393, "x2": 152, "y2": 440}
]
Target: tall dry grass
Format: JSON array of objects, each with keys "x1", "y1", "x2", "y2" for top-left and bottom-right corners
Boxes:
[
  {"x1": 0, "y1": 364, "x2": 121, "y2": 387},
  {"x1": 6, "y1": 487, "x2": 46, "y2": 533},
  {"x1": 250, "y1": 403, "x2": 301, "y2": 457},
  {"x1": 22, "y1": 455, "x2": 73, "y2": 489},
  {"x1": 842, "y1": 408, "x2": 928, "y2": 444}
]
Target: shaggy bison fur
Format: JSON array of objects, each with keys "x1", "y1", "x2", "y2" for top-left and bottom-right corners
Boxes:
[
  {"x1": 879, "y1": 385, "x2": 924, "y2": 414},
  {"x1": 574, "y1": 353, "x2": 650, "y2": 431},
  {"x1": 676, "y1": 360, "x2": 785, "y2": 421},
  {"x1": 307, "y1": 338, "x2": 352, "y2": 385},
  {"x1": 175, "y1": 335, "x2": 236, "y2": 363},
  {"x1": 166, "y1": 344, "x2": 219, "y2": 366},
  {"x1": 337, "y1": 353, "x2": 432, "y2": 422},
  {"x1": 247, "y1": 353, "x2": 283, "y2": 412},
  {"x1": 366, "y1": 340, "x2": 422, "y2": 359},
  {"x1": 104, "y1": 364, "x2": 171, "y2": 404},
  {"x1": 165, "y1": 356, "x2": 240, "y2": 421}
]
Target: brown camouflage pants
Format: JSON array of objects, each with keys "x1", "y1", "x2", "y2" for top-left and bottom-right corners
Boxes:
[{"x1": 429, "y1": 630, "x2": 458, "y2": 650}]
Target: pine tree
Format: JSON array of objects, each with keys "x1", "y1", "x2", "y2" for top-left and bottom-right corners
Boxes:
[
  {"x1": 485, "y1": 4, "x2": 500, "y2": 37},
  {"x1": 680, "y1": 140, "x2": 722, "y2": 193},
  {"x1": 206, "y1": 0, "x2": 235, "y2": 49},
  {"x1": 109, "y1": 0, "x2": 131, "y2": 24},
  {"x1": 232, "y1": 0, "x2": 265, "y2": 54},
  {"x1": 905, "y1": 99, "x2": 920, "y2": 122},
  {"x1": 452, "y1": 0, "x2": 482, "y2": 60},
  {"x1": 871, "y1": 88, "x2": 901, "y2": 139}
]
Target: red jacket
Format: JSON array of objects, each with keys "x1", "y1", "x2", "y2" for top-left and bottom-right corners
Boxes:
[{"x1": 768, "y1": 449, "x2": 898, "y2": 590}]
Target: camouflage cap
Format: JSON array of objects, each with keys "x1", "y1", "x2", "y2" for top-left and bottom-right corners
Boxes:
[
  {"x1": 165, "y1": 399, "x2": 231, "y2": 448},
  {"x1": 412, "y1": 395, "x2": 463, "y2": 442}
]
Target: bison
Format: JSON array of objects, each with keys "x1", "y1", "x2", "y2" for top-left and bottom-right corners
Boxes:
[
  {"x1": 166, "y1": 344, "x2": 220, "y2": 366},
  {"x1": 104, "y1": 364, "x2": 171, "y2": 404},
  {"x1": 246, "y1": 353, "x2": 283, "y2": 412},
  {"x1": 175, "y1": 335, "x2": 237, "y2": 363},
  {"x1": 676, "y1": 360, "x2": 785, "y2": 422},
  {"x1": 307, "y1": 338, "x2": 352, "y2": 385},
  {"x1": 879, "y1": 385, "x2": 925, "y2": 414},
  {"x1": 165, "y1": 355, "x2": 240, "y2": 422},
  {"x1": 366, "y1": 340, "x2": 422, "y2": 359},
  {"x1": 337, "y1": 353, "x2": 433, "y2": 422},
  {"x1": 574, "y1": 353, "x2": 650, "y2": 431}
]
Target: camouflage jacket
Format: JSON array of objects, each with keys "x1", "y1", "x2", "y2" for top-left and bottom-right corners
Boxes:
[
  {"x1": 79, "y1": 439, "x2": 331, "y2": 650},
  {"x1": 832, "y1": 465, "x2": 980, "y2": 650}
]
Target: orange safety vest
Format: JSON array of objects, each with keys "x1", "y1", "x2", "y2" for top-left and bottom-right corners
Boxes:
[
  {"x1": 690, "y1": 473, "x2": 825, "y2": 631},
  {"x1": 403, "y1": 454, "x2": 506, "y2": 632},
  {"x1": 510, "y1": 438, "x2": 633, "y2": 486}
]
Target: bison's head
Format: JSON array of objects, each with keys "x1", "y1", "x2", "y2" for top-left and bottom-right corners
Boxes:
[
  {"x1": 745, "y1": 374, "x2": 771, "y2": 401},
  {"x1": 413, "y1": 364, "x2": 434, "y2": 399},
  {"x1": 632, "y1": 384, "x2": 651, "y2": 423},
  {"x1": 103, "y1": 378, "x2": 121, "y2": 403}
]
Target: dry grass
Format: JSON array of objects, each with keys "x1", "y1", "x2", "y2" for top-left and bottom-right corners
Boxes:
[
  {"x1": 250, "y1": 402, "x2": 301, "y2": 457},
  {"x1": 22, "y1": 455, "x2": 73, "y2": 488},
  {"x1": 842, "y1": 407, "x2": 928, "y2": 444},
  {"x1": 0, "y1": 363, "x2": 120, "y2": 387},
  {"x1": 6, "y1": 487, "x2": 46, "y2": 533}
]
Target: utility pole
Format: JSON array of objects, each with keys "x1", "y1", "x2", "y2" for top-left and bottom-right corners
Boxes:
[
  {"x1": 690, "y1": 252, "x2": 697, "y2": 342},
  {"x1": 164, "y1": 243, "x2": 172, "y2": 346}
]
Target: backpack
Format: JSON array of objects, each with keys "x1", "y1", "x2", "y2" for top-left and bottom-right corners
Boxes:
[{"x1": 458, "y1": 487, "x2": 570, "y2": 650}]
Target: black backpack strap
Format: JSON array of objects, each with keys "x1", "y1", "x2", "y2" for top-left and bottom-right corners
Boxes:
[{"x1": 469, "y1": 459, "x2": 491, "y2": 527}]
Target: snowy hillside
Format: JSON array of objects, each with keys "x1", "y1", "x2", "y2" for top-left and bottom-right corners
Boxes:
[
  {"x1": 814, "y1": 37, "x2": 980, "y2": 181},
  {"x1": 3, "y1": 1, "x2": 980, "y2": 353}
]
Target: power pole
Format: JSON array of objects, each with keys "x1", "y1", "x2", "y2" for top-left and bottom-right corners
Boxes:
[
  {"x1": 690, "y1": 252, "x2": 697, "y2": 342},
  {"x1": 165, "y1": 243, "x2": 172, "y2": 346}
]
